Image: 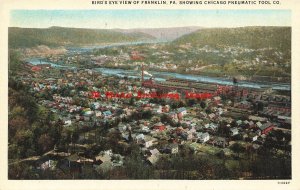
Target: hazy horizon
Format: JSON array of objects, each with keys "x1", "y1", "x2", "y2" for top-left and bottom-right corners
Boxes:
[{"x1": 10, "y1": 10, "x2": 291, "y2": 29}]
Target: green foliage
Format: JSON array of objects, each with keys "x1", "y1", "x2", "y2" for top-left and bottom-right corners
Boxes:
[
  {"x1": 155, "y1": 154, "x2": 233, "y2": 179},
  {"x1": 8, "y1": 79, "x2": 61, "y2": 159},
  {"x1": 175, "y1": 26, "x2": 291, "y2": 53},
  {"x1": 9, "y1": 27, "x2": 155, "y2": 48},
  {"x1": 93, "y1": 47, "x2": 120, "y2": 56},
  {"x1": 230, "y1": 143, "x2": 246, "y2": 157},
  {"x1": 124, "y1": 144, "x2": 155, "y2": 179},
  {"x1": 9, "y1": 50, "x2": 23, "y2": 73}
]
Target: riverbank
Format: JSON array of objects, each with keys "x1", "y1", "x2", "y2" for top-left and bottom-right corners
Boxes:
[{"x1": 25, "y1": 57, "x2": 291, "y2": 91}]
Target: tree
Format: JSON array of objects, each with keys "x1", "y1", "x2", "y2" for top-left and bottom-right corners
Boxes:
[
  {"x1": 38, "y1": 134, "x2": 54, "y2": 153},
  {"x1": 187, "y1": 99, "x2": 196, "y2": 107},
  {"x1": 141, "y1": 110, "x2": 152, "y2": 119},
  {"x1": 107, "y1": 130, "x2": 122, "y2": 153},
  {"x1": 14, "y1": 129, "x2": 34, "y2": 158},
  {"x1": 217, "y1": 123, "x2": 231, "y2": 137},
  {"x1": 129, "y1": 97, "x2": 135, "y2": 105},
  {"x1": 179, "y1": 144, "x2": 193, "y2": 157},
  {"x1": 257, "y1": 101, "x2": 264, "y2": 111},
  {"x1": 200, "y1": 101, "x2": 207, "y2": 109},
  {"x1": 37, "y1": 106, "x2": 51, "y2": 125},
  {"x1": 124, "y1": 144, "x2": 154, "y2": 179},
  {"x1": 160, "y1": 114, "x2": 174, "y2": 126},
  {"x1": 230, "y1": 143, "x2": 245, "y2": 158},
  {"x1": 8, "y1": 116, "x2": 29, "y2": 138},
  {"x1": 9, "y1": 50, "x2": 22, "y2": 73}
]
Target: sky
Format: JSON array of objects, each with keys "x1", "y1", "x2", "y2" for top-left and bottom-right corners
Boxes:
[{"x1": 10, "y1": 10, "x2": 291, "y2": 29}]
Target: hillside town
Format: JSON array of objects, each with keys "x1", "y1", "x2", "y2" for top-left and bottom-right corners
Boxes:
[
  {"x1": 8, "y1": 52, "x2": 291, "y2": 178},
  {"x1": 41, "y1": 42, "x2": 290, "y2": 83},
  {"x1": 7, "y1": 18, "x2": 292, "y2": 179}
]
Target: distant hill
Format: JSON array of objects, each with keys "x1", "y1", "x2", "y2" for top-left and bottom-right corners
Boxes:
[
  {"x1": 114, "y1": 26, "x2": 203, "y2": 41},
  {"x1": 174, "y1": 26, "x2": 291, "y2": 51},
  {"x1": 9, "y1": 26, "x2": 156, "y2": 48}
]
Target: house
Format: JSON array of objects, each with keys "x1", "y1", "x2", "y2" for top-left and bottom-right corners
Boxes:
[
  {"x1": 208, "y1": 113, "x2": 216, "y2": 120},
  {"x1": 255, "y1": 129, "x2": 261, "y2": 136},
  {"x1": 63, "y1": 118, "x2": 72, "y2": 126},
  {"x1": 118, "y1": 123, "x2": 127, "y2": 133},
  {"x1": 95, "y1": 150, "x2": 113, "y2": 164},
  {"x1": 153, "y1": 122, "x2": 166, "y2": 131},
  {"x1": 186, "y1": 131, "x2": 194, "y2": 141},
  {"x1": 156, "y1": 105, "x2": 163, "y2": 113},
  {"x1": 121, "y1": 132, "x2": 130, "y2": 141},
  {"x1": 177, "y1": 107, "x2": 187, "y2": 115},
  {"x1": 83, "y1": 109, "x2": 94, "y2": 116},
  {"x1": 141, "y1": 126, "x2": 150, "y2": 133},
  {"x1": 205, "y1": 123, "x2": 218, "y2": 131},
  {"x1": 259, "y1": 122, "x2": 274, "y2": 135},
  {"x1": 38, "y1": 159, "x2": 56, "y2": 171},
  {"x1": 144, "y1": 136, "x2": 154, "y2": 148},
  {"x1": 95, "y1": 111, "x2": 102, "y2": 117},
  {"x1": 236, "y1": 120, "x2": 243, "y2": 126},
  {"x1": 189, "y1": 126, "x2": 196, "y2": 134},
  {"x1": 169, "y1": 112, "x2": 178, "y2": 120},
  {"x1": 31, "y1": 66, "x2": 42, "y2": 72},
  {"x1": 256, "y1": 122, "x2": 263, "y2": 128},
  {"x1": 230, "y1": 127, "x2": 239, "y2": 136},
  {"x1": 249, "y1": 115, "x2": 267, "y2": 122},
  {"x1": 214, "y1": 137, "x2": 228, "y2": 148},
  {"x1": 196, "y1": 132, "x2": 210, "y2": 143},
  {"x1": 217, "y1": 107, "x2": 224, "y2": 115},
  {"x1": 277, "y1": 115, "x2": 291, "y2": 124},
  {"x1": 248, "y1": 133, "x2": 258, "y2": 142},
  {"x1": 103, "y1": 110, "x2": 112, "y2": 118},
  {"x1": 147, "y1": 154, "x2": 159, "y2": 165},
  {"x1": 199, "y1": 112, "x2": 207, "y2": 118},
  {"x1": 213, "y1": 96, "x2": 221, "y2": 104},
  {"x1": 162, "y1": 105, "x2": 170, "y2": 112},
  {"x1": 150, "y1": 148, "x2": 161, "y2": 156},
  {"x1": 135, "y1": 134, "x2": 145, "y2": 143},
  {"x1": 248, "y1": 121, "x2": 255, "y2": 128},
  {"x1": 243, "y1": 120, "x2": 249, "y2": 125}
]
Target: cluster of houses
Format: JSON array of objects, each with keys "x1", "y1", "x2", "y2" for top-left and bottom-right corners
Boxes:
[
  {"x1": 19, "y1": 60, "x2": 291, "y2": 174},
  {"x1": 36, "y1": 149, "x2": 124, "y2": 175}
]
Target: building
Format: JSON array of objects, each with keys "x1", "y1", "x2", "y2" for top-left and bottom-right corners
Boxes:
[
  {"x1": 196, "y1": 132, "x2": 210, "y2": 143},
  {"x1": 259, "y1": 122, "x2": 274, "y2": 135},
  {"x1": 230, "y1": 127, "x2": 239, "y2": 136}
]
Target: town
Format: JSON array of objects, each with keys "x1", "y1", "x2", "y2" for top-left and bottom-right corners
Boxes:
[
  {"x1": 8, "y1": 25, "x2": 291, "y2": 179},
  {"x1": 39, "y1": 42, "x2": 290, "y2": 83},
  {"x1": 8, "y1": 47, "x2": 291, "y2": 179}
]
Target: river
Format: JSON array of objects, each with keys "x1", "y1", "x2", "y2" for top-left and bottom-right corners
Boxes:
[
  {"x1": 26, "y1": 58, "x2": 291, "y2": 91},
  {"x1": 25, "y1": 42, "x2": 291, "y2": 91}
]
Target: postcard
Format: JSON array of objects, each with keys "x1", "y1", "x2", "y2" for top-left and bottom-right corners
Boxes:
[{"x1": 0, "y1": 0, "x2": 299, "y2": 189}]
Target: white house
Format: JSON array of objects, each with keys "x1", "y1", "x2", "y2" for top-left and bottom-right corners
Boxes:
[
  {"x1": 197, "y1": 132, "x2": 210, "y2": 143},
  {"x1": 230, "y1": 127, "x2": 239, "y2": 136},
  {"x1": 144, "y1": 136, "x2": 154, "y2": 148},
  {"x1": 63, "y1": 118, "x2": 72, "y2": 126},
  {"x1": 95, "y1": 111, "x2": 102, "y2": 117}
]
